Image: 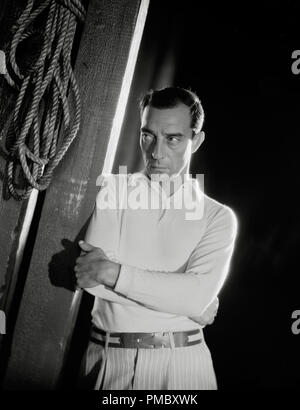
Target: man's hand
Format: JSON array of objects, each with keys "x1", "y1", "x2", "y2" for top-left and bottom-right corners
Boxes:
[
  {"x1": 74, "y1": 241, "x2": 121, "y2": 289},
  {"x1": 189, "y1": 297, "x2": 219, "y2": 327}
]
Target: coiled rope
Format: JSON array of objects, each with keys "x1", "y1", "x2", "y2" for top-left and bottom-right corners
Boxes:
[{"x1": 2, "y1": 0, "x2": 86, "y2": 200}]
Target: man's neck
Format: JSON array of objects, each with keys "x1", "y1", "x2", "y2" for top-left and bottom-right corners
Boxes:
[{"x1": 141, "y1": 168, "x2": 192, "y2": 197}]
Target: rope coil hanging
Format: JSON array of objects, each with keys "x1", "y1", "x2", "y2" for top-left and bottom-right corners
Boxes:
[{"x1": 2, "y1": 0, "x2": 86, "y2": 200}]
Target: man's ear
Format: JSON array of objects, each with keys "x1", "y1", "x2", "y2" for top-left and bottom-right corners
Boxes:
[{"x1": 192, "y1": 130, "x2": 205, "y2": 153}]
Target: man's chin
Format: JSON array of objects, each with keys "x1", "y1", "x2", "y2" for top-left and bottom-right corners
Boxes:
[{"x1": 147, "y1": 167, "x2": 170, "y2": 180}]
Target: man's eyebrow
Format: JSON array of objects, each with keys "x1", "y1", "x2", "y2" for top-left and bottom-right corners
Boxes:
[
  {"x1": 140, "y1": 127, "x2": 155, "y2": 134},
  {"x1": 140, "y1": 128, "x2": 184, "y2": 138},
  {"x1": 164, "y1": 132, "x2": 184, "y2": 137}
]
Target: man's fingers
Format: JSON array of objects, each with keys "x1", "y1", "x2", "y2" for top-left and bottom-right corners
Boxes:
[
  {"x1": 78, "y1": 240, "x2": 97, "y2": 252},
  {"x1": 189, "y1": 300, "x2": 219, "y2": 326},
  {"x1": 208, "y1": 297, "x2": 219, "y2": 310},
  {"x1": 78, "y1": 241, "x2": 107, "y2": 258},
  {"x1": 76, "y1": 254, "x2": 94, "y2": 265},
  {"x1": 75, "y1": 248, "x2": 107, "y2": 265},
  {"x1": 195, "y1": 319, "x2": 207, "y2": 326},
  {"x1": 74, "y1": 263, "x2": 92, "y2": 273},
  {"x1": 203, "y1": 297, "x2": 219, "y2": 317}
]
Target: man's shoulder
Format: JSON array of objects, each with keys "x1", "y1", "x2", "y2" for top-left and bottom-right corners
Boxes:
[
  {"x1": 203, "y1": 192, "x2": 229, "y2": 213},
  {"x1": 203, "y1": 193, "x2": 238, "y2": 232}
]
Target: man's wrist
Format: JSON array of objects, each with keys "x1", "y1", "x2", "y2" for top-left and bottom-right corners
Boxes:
[{"x1": 101, "y1": 261, "x2": 121, "y2": 288}]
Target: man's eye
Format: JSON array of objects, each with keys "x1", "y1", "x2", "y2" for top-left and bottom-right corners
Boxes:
[{"x1": 167, "y1": 136, "x2": 180, "y2": 143}]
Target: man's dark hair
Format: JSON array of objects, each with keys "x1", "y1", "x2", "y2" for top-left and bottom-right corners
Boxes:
[{"x1": 140, "y1": 87, "x2": 204, "y2": 133}]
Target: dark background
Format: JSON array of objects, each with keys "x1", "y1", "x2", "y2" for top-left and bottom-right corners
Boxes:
[
  {"x1": 0, "y1": 0, "x2": 298, "y2": 391},
  {"x1": 114, "y1": 0, "x2": 300, "y2": 390}
]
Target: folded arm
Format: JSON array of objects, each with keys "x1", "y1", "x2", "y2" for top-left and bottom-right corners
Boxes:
[
  {"x1": 112, "y1": 206, "x2": 238, "y2": 317},
  {"x1": 76, "y1": 175, "x2": 237, "y2": 318}
]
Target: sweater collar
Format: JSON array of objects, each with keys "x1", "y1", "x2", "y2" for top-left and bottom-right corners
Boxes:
[{"x1": 128, "y1": 171, "x2": 203, "y2": 207}]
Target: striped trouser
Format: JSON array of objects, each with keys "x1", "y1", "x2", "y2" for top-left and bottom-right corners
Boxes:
[{"x1": 78, "y1": 331, "x2": 218, "y2": 390}]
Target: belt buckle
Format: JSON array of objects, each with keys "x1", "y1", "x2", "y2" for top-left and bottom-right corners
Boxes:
[
  {"x1": 136, "y1": 333, "x2": 156, "y2": 349},
  {"x1": 141, "y1": 332, "x2": 170, "y2": 349},
  {"x1": 136, "y1": 332, "x2": 169, "y2": 349},
  {"x1": 119, "y1": 332, "x2": 170, "y2": 349},
  {"x1": 118, "y1": 333, "x2": 155, "y2": 348}
]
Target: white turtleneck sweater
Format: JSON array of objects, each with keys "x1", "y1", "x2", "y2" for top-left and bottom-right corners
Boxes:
[{"x1": 84, "y1": 172, "x2": 238, "y2": 333}]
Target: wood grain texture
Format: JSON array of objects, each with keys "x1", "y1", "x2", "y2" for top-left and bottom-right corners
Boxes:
[{"x1": 2, "y1": 0, "x2": 147, "y2": 389}]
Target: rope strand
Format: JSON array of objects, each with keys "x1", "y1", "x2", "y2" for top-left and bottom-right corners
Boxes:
[{"x1": 2, "y1": 0, "x2": 86, "y2": 200}]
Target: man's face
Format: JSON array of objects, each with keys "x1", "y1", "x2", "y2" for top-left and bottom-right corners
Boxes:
[{"x1": 140, "y1": 102, "x2": 204, "y2": 178}]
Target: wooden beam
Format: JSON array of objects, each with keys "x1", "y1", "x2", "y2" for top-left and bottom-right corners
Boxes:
[{"x1": 2, "y1": 0, "x2": 149, "y2": 389}]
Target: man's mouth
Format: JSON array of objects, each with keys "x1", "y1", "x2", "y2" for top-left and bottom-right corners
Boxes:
[{"x1": 149, "y1": 164, "x2": 168, "y2": 170}]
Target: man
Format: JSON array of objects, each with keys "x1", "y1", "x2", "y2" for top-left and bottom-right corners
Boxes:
[{"x1": 75, "y1": 87, "x2": 238, "y2": 390}]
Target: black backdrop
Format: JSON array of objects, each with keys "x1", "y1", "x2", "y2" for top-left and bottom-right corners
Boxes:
[
  {"x1": 0, "y1": 0, "x2": 299, "y2": 393},
  {"x1": 63, "y1": 0, "x2": 300, "y2": 390},
  {"x1": 136, "y1": 0, "x2": 300, "y2": 390}
]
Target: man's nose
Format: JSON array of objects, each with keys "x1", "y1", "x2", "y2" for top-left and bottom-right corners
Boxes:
[{"x1": 151, "y1": 140, "x2": 165, "y2": 160}]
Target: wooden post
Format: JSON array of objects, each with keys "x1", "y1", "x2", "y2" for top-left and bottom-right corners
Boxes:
[{"x1": 2, "y1": 0, "x2": 149, "y2": 389}]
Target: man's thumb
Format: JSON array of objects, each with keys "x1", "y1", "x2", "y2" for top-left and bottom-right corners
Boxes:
[{"x1": 78, "y1": 240, "x2": 94, "y2": 251}]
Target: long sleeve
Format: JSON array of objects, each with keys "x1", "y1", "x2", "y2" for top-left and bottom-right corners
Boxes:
[
  {"x1": 113, "y1": 205, "x2": 238, "y2": 317},
  {"x1": 83, "y1": 175, "x2": 140, "y2": 307}
]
